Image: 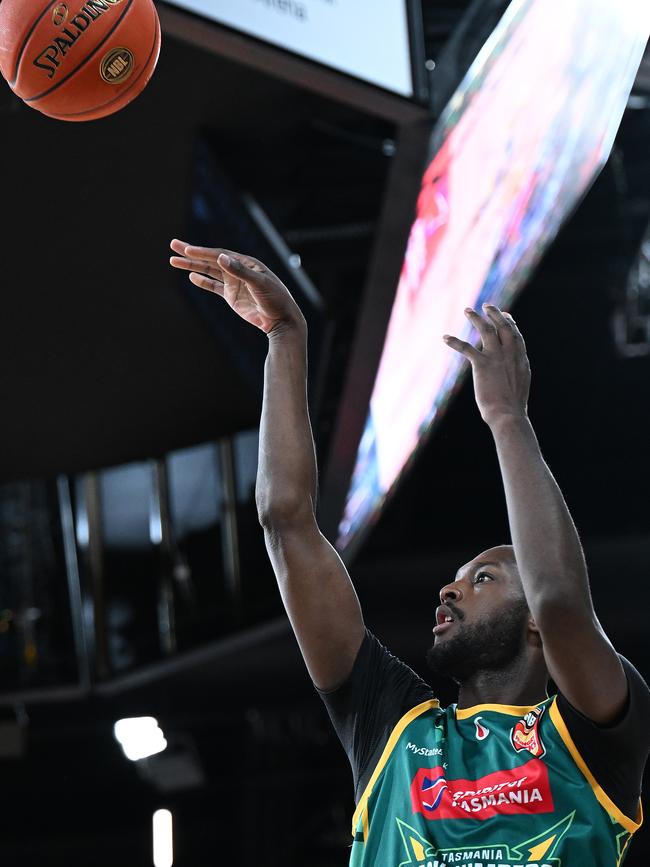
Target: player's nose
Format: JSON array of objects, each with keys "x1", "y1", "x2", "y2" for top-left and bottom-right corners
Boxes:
[{"x1": 439, "y1": 583, "x2": 464, "y2": 605}]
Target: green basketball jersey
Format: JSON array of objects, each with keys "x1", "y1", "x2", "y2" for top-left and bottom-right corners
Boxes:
[{"x1": 350, "y1": 697, "x2": 642, "y2": 867}]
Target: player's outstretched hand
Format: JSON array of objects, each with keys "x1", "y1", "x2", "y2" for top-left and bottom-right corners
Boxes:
[
  {"x1": 169, "y1": 240, "x2": 306, "y2": 336},
  {"x1": 443, "y1": 304, "x2": 531, "y2": 427}
]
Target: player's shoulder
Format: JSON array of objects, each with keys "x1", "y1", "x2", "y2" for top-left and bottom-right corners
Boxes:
[
  {"x1": 554, "y1": 653, "x2": 650, "y2": 723},
  {"x1": 617, "y1": 654, "x2": 650, "y2": 701},
  {"x1": 363, "y1": 629, "x2": 432, "y2": 685},
  {"x1": 604, "y1": 653, "x2": 650, "y2": 727},
  {"x1": 358, "y1": 629, "x2": 437, "y2": 714}
]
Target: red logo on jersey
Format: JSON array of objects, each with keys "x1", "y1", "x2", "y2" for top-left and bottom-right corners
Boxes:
[
  {"x1": 474, "y1": 716, "x2": 490, "y2": 740},
  {"x1": 510, "y1": 706, "x2": 546, "y2": 758},
  {"x1": 411, "y1": 758, "x2": 554, "y2": 821}
]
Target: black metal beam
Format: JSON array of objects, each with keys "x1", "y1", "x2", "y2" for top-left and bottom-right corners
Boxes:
[
  {"x1": 318, "y1": 118, "x2": 434, "y2": 550},
  {"x1": 57, "y1": 476, "x2": 93, "y2": 690}
]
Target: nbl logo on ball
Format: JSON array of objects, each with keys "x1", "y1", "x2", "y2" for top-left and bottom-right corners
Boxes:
[{"x1": 100, "y1": 47, "x2": 134, "y2": 83}]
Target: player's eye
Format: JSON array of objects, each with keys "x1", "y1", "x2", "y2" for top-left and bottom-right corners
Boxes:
[{"x1": 475, "y1": 571, "x2": 493, "y2": 584}]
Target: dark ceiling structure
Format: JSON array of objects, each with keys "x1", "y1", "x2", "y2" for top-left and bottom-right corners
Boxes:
[{"x1": 0, "y1": 1, "x2": 649, "y2": 865}]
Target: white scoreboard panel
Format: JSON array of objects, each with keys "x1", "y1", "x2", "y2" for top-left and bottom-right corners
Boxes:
[{"x1": 165, "y1": 0, "x2": 414, "y2": 96}]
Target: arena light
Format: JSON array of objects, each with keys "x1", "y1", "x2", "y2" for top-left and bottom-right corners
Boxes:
[
  {"x1": 153, "y1": 809, "x2": 174, "y2": 867},
  {"x1": 113, "y1": 717, "x2": 167, "y2": 762}
]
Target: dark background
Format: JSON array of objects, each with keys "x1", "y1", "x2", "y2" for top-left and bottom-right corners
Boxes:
[{"x1": 0, "y1": 1, "x2": 648, "y2": 864}]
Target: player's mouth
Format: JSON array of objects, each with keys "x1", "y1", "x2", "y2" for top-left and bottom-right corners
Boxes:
[{"x1": 433, "y1": 604, "x2": 458, "y2": 635}]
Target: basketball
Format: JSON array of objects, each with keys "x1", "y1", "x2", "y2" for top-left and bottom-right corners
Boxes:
[{"x1": 0, "y1": 0, "x2": 161, "y2": 121}]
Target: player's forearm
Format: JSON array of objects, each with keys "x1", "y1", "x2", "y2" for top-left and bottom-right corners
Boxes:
[
  {"x1": 489, "y1": 413, "x2": 593, "y2": 612},
  {"x1": 256, "y1": 320, "x2": 318, "y2": 525}
]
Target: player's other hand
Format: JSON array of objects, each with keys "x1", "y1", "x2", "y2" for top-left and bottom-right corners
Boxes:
[
  {"x1": 169, "y1": 240, "x2": 306, "y2": 337},
  {"x1": 443, "y1": 304, "x2": 531, "y2": 427}
]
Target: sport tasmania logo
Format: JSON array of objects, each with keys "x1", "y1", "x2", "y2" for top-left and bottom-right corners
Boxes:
[
  {"x1": 510, "y1": 706, "x2": 546, "y2": 758},
  {"x1": 411, "y1": 758, "x2": 554, "y2": 821}
]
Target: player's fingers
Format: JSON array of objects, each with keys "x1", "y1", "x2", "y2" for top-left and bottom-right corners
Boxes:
[
  {"x1": 482, "y1": 304, "x2": 515, "y2": 344},
  {"x1": 169, "y1": 255, "x2": 192, "y2": 270},
  {"x1": 442, "y1": 334, "x2": 482, "y2": 363},
  {"x1": 181, "y1": 246, "x2": 263, "y2": 272},
  {"x1": 464, "y1": 308, "x2": 499, "y2": 351},
  {"x1": 170, "y1": 238, "x2": 191, "y2": 255},
  {"x1": 171, "y1": 242, "x2": 278, "y2": 296},
  {"x1": 170, "y1": 241, "x2": 265, "y2": 271},
  {"x1": 212, "y1": 249, "x2": 269, "y2": 272},
  {"x1": 170, "y1": 243, "x2": 238, "y2": 267},
  {"x1": 502, "y1": 312, "x2": 527, "y2": 350},
  {"x1": 212, "y1": 249, "x2": 278, "y2": 282},
  {"x1": 181, "y1": 244, "x2": 227, "y2": 263},
  {"x1": 217, "y1": 253, "x2": 272, "y2": 293},
  {"x1": 188, "y1": 272, "x2": 225, "y2": 296},
  {"x1": 170, "y1": 256, "x2": 224, "y2": 281}
]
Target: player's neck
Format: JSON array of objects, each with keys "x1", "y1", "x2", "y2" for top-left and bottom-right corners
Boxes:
[{"x1": 456, "y1": 656, "x2": 548, "y2": 710}]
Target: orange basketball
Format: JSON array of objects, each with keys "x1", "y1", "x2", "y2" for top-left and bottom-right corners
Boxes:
[{"x1": 0, "y1": 0, "x2": 161, "y2": 121}]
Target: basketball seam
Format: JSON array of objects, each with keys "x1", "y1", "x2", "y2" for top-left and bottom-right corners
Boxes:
[
  {"x1": 10, "y1": 0, "x2": 60, "y2": 87},
  {"x1": 45, "y1": 5, "x2": 158, "y2": 119},
  {"x1": 24, "y1": 0, "x2": 134, "y2": 103}
]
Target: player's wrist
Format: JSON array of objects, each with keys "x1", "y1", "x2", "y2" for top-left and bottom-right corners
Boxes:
[
  {"x1": 267, "y1": 314, "x2": 308, "y2": 343},
  {"x1": 485, "y1": 410, "x2": 532, "y2": 435}
]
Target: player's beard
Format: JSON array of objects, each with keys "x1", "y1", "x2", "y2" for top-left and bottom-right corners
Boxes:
[{"x1": 425, "y1": 597, "x2": 530, "y2": 683}]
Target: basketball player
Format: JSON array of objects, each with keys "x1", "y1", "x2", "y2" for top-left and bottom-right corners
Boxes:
[{"x1": 170, "y1": 241, "x2": 650, "y2": 866}]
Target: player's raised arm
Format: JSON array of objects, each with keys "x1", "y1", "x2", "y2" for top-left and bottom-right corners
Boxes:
[
  {"x1": 170, "y1": 241, "x2": 365, "y2": 691},
  {"x1": 443, "y1": 304, "x2": 628, "y2": 724}
]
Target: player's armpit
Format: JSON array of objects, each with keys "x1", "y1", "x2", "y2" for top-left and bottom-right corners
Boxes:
[{"x1": 535, "y1": 602, "x2": 628, "y2": 725}]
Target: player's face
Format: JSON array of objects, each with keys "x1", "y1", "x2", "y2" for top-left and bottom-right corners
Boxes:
[{"x1": 425, "y1": 545, "x2": 531, "y2": 681}]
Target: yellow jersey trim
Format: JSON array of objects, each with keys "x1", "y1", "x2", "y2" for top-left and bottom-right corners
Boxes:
[
  {"x1": 548, "y1": 696, "x2": 643, "y2": 835},
  {"x1": 351, "y1": 698, "x2": 440, "y2": 839},
  {"x1": 617, "y1": 833, "x2": 633, "y2": 867},
  {"x1": 455, "y1": 698, "x2": 552, "y2": 720}
]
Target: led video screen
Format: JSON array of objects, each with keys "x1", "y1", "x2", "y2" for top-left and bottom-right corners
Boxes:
[{"x1": 338, "y1": 0, "x2": 650, "y2": 553}]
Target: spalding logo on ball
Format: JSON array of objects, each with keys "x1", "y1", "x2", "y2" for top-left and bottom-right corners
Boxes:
[{"x1": 0, "y1": 0, "x2": 161, "y2": 120}]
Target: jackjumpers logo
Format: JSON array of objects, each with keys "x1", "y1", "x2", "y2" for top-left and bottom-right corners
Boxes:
[
  {"x1": 395, "y1": 810, "x2": 578, "y2": 867},
  {"x1": 510, "y1": 705, "x2": 546, "y2": 758},
  {"x1": 411, "y1": 758, "x2": 554, "y2": 821}
]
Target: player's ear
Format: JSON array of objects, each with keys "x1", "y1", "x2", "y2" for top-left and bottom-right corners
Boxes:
[{"x1": 526, "y1": 612, "x2": 543, "y2": 648}]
